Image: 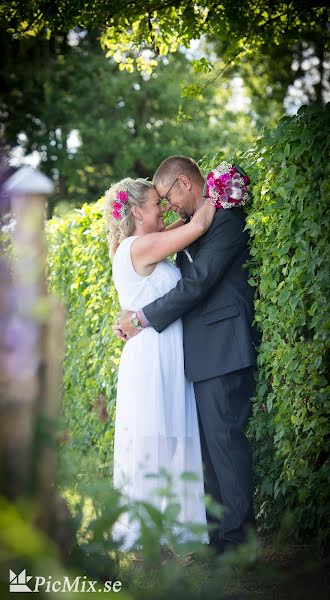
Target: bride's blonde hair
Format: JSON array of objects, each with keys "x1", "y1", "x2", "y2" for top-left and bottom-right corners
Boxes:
[{"x1": 104, "y1": 177, "x2": 154, "y2": 257}]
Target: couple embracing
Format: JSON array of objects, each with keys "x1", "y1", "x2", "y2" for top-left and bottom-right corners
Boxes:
[{"x1": 104, "y1": 155, "x2": 258, "y2": 557}]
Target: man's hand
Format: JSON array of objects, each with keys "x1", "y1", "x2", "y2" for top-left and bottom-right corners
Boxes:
[{"x1": 112, "y1": 311, "x2": 142, "y2": 341}]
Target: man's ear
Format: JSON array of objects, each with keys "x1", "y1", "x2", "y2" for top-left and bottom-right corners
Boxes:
[{"x1": 179, "y1": 174, "x2": 192, "y2": 190}]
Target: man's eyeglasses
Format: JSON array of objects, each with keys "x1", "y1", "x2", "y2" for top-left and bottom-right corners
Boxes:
[{"x1": 160, "y1": 177, "x2": 179, "y2": 205}]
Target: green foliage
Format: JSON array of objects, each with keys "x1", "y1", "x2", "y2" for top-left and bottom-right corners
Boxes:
[
  {"x1": 204, "y1": 104, "x2": 330, "y2": 548},
  {"x1": 44, "y1": 44, "x2": 253, "y2": 210},
  {"x1": 2, "y1": 2, "x2": 328, "y2": 66},
  {"x1": 1, "y1": 30, "x2": 259, "y2": 214},
  {"x1": 1, "y1": 478, "x2": 327, "y2": 598},
  {"x1": 1, "y1": 1, "x2": 327, "y2": 138},
  {"x1": 56, "y1": 450, "x2": 259, "y2": 598},
  {"x1": 46, "y1": 199, "x2": 122, "y2": 474},
  {"x1": 0, "y1": 469, "x2": 259, "y2": 599}
]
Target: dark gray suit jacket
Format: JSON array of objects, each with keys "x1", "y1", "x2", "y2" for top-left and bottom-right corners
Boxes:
[{"x1": 143, "y1": 208, "x2": 258, "y2": 382}]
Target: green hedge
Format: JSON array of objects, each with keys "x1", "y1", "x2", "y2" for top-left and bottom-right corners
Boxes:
[
  {"x1": 47, "y1": 201, "x2": 122, "y2": 475},
  {"x1": 241, "y1": 104, "x2": 329, "y2": 547},
  {"x1": 47, "y1": 104, "x2": 330, "y2": 547}
]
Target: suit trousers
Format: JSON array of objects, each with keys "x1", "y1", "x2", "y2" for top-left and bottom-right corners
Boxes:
[{"x1": 194, "y1": 366, "x2": 256, "y2": 551}]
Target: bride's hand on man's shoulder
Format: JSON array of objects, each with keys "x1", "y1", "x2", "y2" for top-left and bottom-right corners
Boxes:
[{"x1": 192, "y1": 199, "x2": 216, "y2": 232}]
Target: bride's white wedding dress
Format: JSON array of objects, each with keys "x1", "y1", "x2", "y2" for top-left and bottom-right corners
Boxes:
[{"x1": 111, "y1": 236, "x2": 208, "y2": 549}]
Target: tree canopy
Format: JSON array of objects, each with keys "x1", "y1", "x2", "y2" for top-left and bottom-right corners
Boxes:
[
  {"x1": 1, "y1": 1, "x2": 328, "y2": 212},
  {"x1": 1, "y1": 29, "x2": 261, "y2": 213},
  {"x1": 1, "y1": 2, "x2": 328, "y2": 73},
  {"x1": 1, "y1": 2, "x2": 327, "y2": 45}
]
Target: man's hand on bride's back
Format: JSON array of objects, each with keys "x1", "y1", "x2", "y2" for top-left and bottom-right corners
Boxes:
[
  {"x1": 113, "y1": 311, "x2": 142, "y2": 341},
  {"x1": 191, "y1": 199, "x2": 216, "y2": 233}
]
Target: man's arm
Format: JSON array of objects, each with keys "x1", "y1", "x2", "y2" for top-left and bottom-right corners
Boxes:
[{"x1": 144, "y1": 209, "x2": 248, "y2": 332}]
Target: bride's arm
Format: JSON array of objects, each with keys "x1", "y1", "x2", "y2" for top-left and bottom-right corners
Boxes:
[{"x1": 131, "y1": 201, "x2": 216, "y2": 269}]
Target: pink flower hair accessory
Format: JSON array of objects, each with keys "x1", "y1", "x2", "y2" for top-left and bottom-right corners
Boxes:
[
  {"x1": 203, "y1": 162, "x2": 250, "y2": 210},
  {"x1": 112, "y1": 190, "x2": 129, "y2": 219}
]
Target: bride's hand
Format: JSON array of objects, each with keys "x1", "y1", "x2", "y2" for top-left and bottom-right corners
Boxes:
[
  {"x1": 113, "y1": 311, "x2": 142, "y2": 341},
  {"x1": 191, "y1": 199, "x2": 216, "y2": 233}
]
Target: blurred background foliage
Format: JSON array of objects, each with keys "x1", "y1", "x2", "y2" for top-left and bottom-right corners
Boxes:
[
  {"x1": 1, "y1": 2, "x2": 329, "y2": 215},
  {"x1": 0, "y1": 28, "x2": 262, "y2": 215}
]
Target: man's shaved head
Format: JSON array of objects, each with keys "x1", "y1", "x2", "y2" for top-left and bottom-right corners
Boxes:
[{"x1": 153, "y1": 156, "x2": 204, "y2": 187}]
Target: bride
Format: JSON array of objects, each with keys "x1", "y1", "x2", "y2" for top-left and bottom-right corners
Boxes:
[{"x1": 104, "y1": 177, "x2": 215, "y2": 551}]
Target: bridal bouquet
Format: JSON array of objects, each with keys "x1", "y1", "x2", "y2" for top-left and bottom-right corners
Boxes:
[{"x1": 203, "y1": 162, "x2": 250, "y2": 209}]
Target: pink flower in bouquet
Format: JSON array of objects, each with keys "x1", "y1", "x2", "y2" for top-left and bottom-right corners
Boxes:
[
  {"x1": 218, "y1": 173, "x2": 231, "y2": 186},
  {"x1": 207, "y1": 174, "x2": 216, "y2": 188},
  {"x1": 204, "y1": 161, "x2": 250, "y2": 210},
  {"x1": 231, "y1": 185, "x2": 243, "y2": 200}
]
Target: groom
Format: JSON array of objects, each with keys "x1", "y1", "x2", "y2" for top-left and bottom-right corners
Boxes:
[{"x1": 114, "y1": 156, "x2": 258, "y2": 554}]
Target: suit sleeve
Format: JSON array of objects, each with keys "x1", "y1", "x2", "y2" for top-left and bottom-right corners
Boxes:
[{"x1": 143, "y1": 210, "x2": 248, "y2": 332}]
